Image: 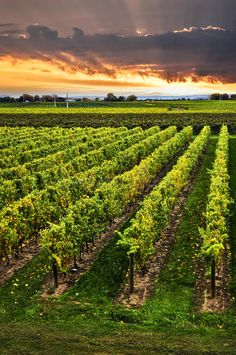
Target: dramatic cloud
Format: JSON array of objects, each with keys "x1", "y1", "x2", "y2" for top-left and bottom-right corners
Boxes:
[
  {"x1": 1, "y1": 0, "x2": 236, "y2": 36},
  {"x1": 0, "y1": 24, "x2": 236, "y2": 83}
]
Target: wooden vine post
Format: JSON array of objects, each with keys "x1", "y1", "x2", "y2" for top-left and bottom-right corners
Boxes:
[
  {"x1": 129, "y1": 253, "x2": 135, "y2": 294},
  {"x1": 52, "y1": 258, "x2": 59, "y2": 288},
  {"x1": 210, "y1": 256, "x2": 216, "y2": 299}
]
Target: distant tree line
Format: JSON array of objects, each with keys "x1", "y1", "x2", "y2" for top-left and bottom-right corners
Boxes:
[
  {"x1": 0, "y1": 92, "x2": 137, "y2": 103},
  {"x1": 2, "y1": 92, "x2": 236, "y2": 103},
  {"x1": 0, "y1": 94, "x2": 66, "y2": 103},
  {"x1": 104, "y1": 93, "x2": 137, "y2": 102},
  {"x1": 210, "y1": 93, "x2": 236, "y2": 100}
]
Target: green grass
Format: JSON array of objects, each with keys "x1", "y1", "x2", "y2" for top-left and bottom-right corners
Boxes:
[
  {"x1": 65, "y1": 233, "x2": 129, "y2": 303},
  {"x1": 0, "y1": 251, "x2": 51, "y2": 321},
  {"x1": 1, "y1": 321, "x2": 236, "y2": 354}
]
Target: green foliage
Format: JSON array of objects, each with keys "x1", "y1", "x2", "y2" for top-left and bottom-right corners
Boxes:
[
  {"x1": 140, "y1": 138, "x2": 218, "y2": 327},
  {"x1": 0, "y1": 126, "x2": 170, "y2": 261},
  {"x1": 119, "y1": 126, "x2": 211, "y2": 268},
  {"x1": 199, "y1": 125, "x2": 232, "y2": 262},
  {"x1": 0, "y1": 127, "x2": 161, "y2": 207},
  {"x1": 0, "y1": 126, "x2": 126, "y2": 183},
  {"x1": 229, "y1": 137, "x2": 236, "y2": 296},
  {"x1": 41, "y1": 127, "x2": 191, "y2": 270}
]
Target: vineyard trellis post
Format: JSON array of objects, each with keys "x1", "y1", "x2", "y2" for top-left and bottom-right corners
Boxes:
[
  {"x1": 129, "y1": 253, "x2": 134, "y2": 294},
  {"x1": 52, "y1": 258, "x2": 59, "y2": 288},
  {"x1": 211, "y1": 256, "x2": 216, "y2": 298}
]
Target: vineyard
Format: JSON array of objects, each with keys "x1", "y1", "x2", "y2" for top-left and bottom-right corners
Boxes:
[
  {"x1": 1, "y1": 100, "x2": 236, "y2": 129},
  {"x1": 0, "y1": 124, "x2": 236, "y2": 353}
]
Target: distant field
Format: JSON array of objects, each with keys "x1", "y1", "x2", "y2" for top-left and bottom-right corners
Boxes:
[
  {"x1": 1, "y1": 100, "x2": 236, "y2": 129},
  {"x1": 1, "y1": 100, "x2": 236, "y2": 112}
]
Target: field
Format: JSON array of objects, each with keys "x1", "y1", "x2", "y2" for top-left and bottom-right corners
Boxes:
[
  {"x1": 1, "y1": 100, "x2": 236, "y2": 129},
  {"x1": 0, "y1": 119, "x2": 236, "y2": 354}
]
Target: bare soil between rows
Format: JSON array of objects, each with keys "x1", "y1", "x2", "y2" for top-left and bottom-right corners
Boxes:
[
  {"x1": 0, "y1": 238, "x2": 40, "y2": 285},
  {"x1": 195, "y1": 244, "x2": 233, "y2": 312}
]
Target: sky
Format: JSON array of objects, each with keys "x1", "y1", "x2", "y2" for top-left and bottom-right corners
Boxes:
[{"x1": 0, "y1": 0, "x2": 236, "y2": 96}]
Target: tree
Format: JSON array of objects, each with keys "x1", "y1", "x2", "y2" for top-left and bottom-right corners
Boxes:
[
  {"x1": 104, "y1": 93, "x2": 118, "y2": 102},
  {"x1": 220, "y1": 93, "x2": 229, "y2": 100},
  {"x1": 42, "y1": 95, "x2": 53, "y2": 102},
  {"x1": 82, "y1": 97, "x2": 92, "y2": 102},
  {"x1": 230, "y1": 94, "x2": 236, "y2": 100},
  {"x1": 58, "y1": 96, "x2": 66, "y2": 102},
  {"x1": 117, "y1": 96, "x2": 126, "y2": 102},
  {"x1": 127, "y1": 95, "x2": 137, "y2": 102},
  {"x1": 19, "y1": 94, "x2": 34, "y2": 102},
  {"x1": 210, "y1": 93, "x2": 220, "y2": 100},
  {"x1": 0, "y1": 96, "x2": 15, "y2": 102}
]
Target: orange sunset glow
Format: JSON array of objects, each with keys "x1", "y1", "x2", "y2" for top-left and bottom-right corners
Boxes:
[
  {"x1": 1, "y1": 56, "x2": 236, "y2": 96},
  {"x1": 1, "y1": 0, "x2": 236, "y2": 97}
]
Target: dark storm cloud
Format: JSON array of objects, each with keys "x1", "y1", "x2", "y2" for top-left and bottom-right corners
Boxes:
[
  {"x1": 27, "y1": 25, "x2": 58, "y2": 41},
  {"x1": 0, "y1": 24, "x2": 236, "y2": 83},
  {"x1": 0, "y1": 24, "x2": 15, "y2": 27},
  {"x1": 136, "y1": 0, "x2": 236, "y2": 33},
  {"x1": 1, "y1": 0, "x2": 236, "y2": 35},
  {"x1": 0, "y1": 23, "x2": 22, "y2": 35}
]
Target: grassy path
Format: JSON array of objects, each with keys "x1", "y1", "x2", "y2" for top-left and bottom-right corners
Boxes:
[
  {"x1": 0, "y1": 251, "x2": 51, "y2": 321},
  {"x1": 1, "y1": 321, "x2": 236, "y2": 354},
  {"x1": 65, "y1": 229, "x2": 129, "y2": 303}
]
